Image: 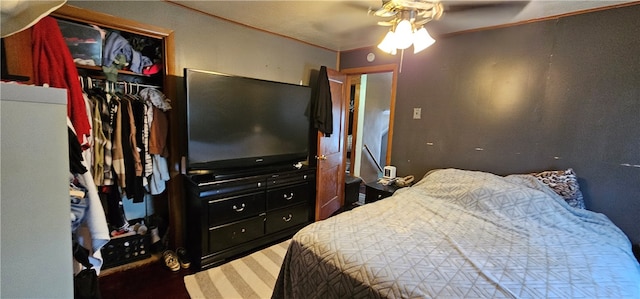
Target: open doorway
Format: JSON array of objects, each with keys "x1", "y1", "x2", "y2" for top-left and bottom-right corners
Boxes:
[{"x1": 342, "y1": 64, "x2": 398, "y2": 203}]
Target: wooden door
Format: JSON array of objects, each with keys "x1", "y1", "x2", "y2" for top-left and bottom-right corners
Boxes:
[{"x1": 315, "y1": 68, "x2": 347, "y2": 220}]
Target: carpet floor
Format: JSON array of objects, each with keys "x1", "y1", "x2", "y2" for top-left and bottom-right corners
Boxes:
[{"x1": 184, "y1": 239, "x2": 290, "y2": 299}]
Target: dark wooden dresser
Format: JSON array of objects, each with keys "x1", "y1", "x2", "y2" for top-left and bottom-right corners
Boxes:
[{"x1": 184, "y1": 166, "x2": 315, "y2": 269}]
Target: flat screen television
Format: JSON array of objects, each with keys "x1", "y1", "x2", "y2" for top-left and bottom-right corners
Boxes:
[{"x1": 184, "y1": 68, "x2": 311, "y2": 172}]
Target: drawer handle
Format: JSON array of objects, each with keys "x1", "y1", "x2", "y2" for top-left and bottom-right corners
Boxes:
[
  {"x1": 282, "y1": 214, "x2": 293, "y2": 222},
  {"x1": 232, "y1": 203, "x2": 245, "y2": 212},
  {"x1": 231, "y1": 228, "x2": 247, "y2": 235},
  {"x1": 283, "y1": 192, "x2": 294, "y2": 200}
]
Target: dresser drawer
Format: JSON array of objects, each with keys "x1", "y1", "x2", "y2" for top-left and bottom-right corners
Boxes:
[
  {"x1": 265, "y1": 204, "x2": 309, "y2": 234},
  {"x1": 196, "y1": 176, "x2": 266, "y2": 199},
  {"x1": 267, "y1": 183, "x2": 310, "y2": 210},
  {"x1": 208, "y1": 216, "x2": 265, "y2": 253},
  {"x1": 364, "y1": 182, "x2": 400, "y2": 204},
  {"x1": 266, "y1": 170, "x2": 314, "y2": 187},
  {"x1": 208, "y1": 191, "x2": 265, "y2": 226}
]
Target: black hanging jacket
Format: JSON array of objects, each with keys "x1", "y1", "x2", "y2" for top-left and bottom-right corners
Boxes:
[{"x1": 312, "y1": 66, "x2": 333, "y2": 137}]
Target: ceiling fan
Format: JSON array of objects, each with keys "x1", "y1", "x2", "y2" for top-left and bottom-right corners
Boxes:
[
  {"x1": 371, "y1": 0, "x2": 444, "y2": 27},
  {"x1": 371, "y1": 0, "x2": 530, "y2": 27},
  {"x1": 370, "y1": 0, "x2": 531, "y2": 55},
  {"x1": 369, "y1": 0, "x2": 447, "y2": 55}
]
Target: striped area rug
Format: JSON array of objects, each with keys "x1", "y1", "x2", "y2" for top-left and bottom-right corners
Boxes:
[{"x1": 184, "y1": 239, "x2": 290, "y2": 299}]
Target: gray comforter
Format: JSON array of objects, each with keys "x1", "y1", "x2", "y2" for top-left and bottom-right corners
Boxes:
[{"x1": 273, "y1": 169, "x2": 640, "y2": 298}]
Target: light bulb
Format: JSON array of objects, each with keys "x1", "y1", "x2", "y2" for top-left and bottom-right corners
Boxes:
[
  {"x1": 413, "y1": 27, "x2": 436, "y2": 53},
  {"x1": 394, "y1": 20, "x2": 414, "y2": 50},
  {"x1": 377, "y1": 30, "x2": 397, "y2": 54}
]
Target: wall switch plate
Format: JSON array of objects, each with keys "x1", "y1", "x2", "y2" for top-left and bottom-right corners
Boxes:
[{"x1": 413, "y1": 108, "x2": 422, "y2": 119}]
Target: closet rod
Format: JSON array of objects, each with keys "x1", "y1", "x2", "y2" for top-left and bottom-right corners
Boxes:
[
  {"x1": 79, "y1": 76, "x2": 161, "y2": 90},
  {"x1": 113, "y1": 81, "x2": 161, "y2": 89}
]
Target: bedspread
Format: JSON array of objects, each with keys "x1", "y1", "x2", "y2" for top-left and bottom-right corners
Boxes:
[{"x1": 273, "y1": 169, "x2": 640, "y2": 298}]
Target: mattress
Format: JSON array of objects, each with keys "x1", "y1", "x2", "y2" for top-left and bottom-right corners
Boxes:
[{"x1": 273, "y1": 169, "x2": 640, "y2": 298}]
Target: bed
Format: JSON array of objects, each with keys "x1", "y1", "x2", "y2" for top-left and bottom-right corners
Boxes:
[{"x1": 272, "y1": 168, "x2": 640, "y2": 298}]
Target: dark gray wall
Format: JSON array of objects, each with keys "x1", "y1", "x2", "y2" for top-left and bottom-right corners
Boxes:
[{"x1": 341, "y1": 4, "x2": 640, "y2": 244}]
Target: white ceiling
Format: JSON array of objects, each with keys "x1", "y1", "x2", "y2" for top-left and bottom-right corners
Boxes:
[{"x1": 169, "y1": 1, "x2": 633, "y2": 51}]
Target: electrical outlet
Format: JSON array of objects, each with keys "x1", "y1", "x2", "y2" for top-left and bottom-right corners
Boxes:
[{"x1": 413, "y1": 108, "x2": 421, "y2": 119}]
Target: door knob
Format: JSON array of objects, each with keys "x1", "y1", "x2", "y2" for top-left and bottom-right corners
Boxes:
[{"x1": 315, "y1": 155, "x2": 327, "y2": 160}]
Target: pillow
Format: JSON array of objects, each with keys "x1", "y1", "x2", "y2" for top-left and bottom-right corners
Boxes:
[{"x1": 531, "y1": 168, "x2": 586, "y2": 209}]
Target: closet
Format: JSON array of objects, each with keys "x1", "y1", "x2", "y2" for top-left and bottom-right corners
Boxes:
[
  {"x1": 51, "y1": 4, "x2": 180, "y2": 269},
  {"x1": 2, "y1": 4, "x2": 180, "y2": 272}
]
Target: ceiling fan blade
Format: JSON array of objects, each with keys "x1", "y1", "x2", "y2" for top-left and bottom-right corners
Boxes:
[
  {"x1": 371, "y1": 7, "x2": 397, "y2": 17},
  {"x1": 426, "y1": 0, "x2": 532, "y2": 35},
  {"x1": 377, "y1": 21, "x2": 395, "y2": 26},
  {"x1": 390, "y1": 0, "x2": 437, "y2": 10},
  {"x1": 443, "y1": 1, "x2": 529, "y2": 13}
]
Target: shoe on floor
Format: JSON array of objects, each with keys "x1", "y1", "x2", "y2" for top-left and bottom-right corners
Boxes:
[
  {"x1": 176, "y1": 247, "x2": 191, "y2": 269},
  {"x1": 162, "y1": 250, "x2": 180, "y2": 272}
]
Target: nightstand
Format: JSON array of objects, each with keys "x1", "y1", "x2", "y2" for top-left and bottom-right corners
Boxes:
[{"x1": 365, "y1": 181, "x2": 401, "y2": 204}]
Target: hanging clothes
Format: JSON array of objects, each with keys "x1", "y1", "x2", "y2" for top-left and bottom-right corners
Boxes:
[
  {"x1": 69, "y1": 127, "x2": 88, "y2": 175},
  {"x1": 68, "y1": 120, "x2": 110, "y2": 275},
  {"x1": 148, "y1": 105, "x2": 170, "y2": 195},
  {"x1": 130, "y1": 96, "x2": 146, "y2": 178},
  {"x1": 149, "y1": 105, "x2": 169, "y2": 157},
  {"x1": 69, "y1": 124, "x2": 89, "y2": 233},
  {"x1": 81, "y1": 92, "x2": 94, "y2": 169},
  {"x1": 74, "y1": 167, "x2": 110, "y2": 275},
  {"x1": 81, "y1": 89, "x2": 129, "y2": 235},
  {"x1": 142, "y1": 101, "x2": 154, "y2": 181},
  {"x1": 103, "y1": 94, "x2": 119, "y2": 186},
  {"x1": 32, "y1": 16, "x2": 91, "y2": 147},
  {"x1": 130, "y1": 97, "x2": 148, "y2": 202},
  {"x1": 111, "y1": 98, "x2": 126, "y2": 188},
  {"x1": 70, "y1": 176, "x2": 89, "y2": 234},
  {"x1": 79, "y1": 83, "x2": 172, "y2": 232},
  {"x1": 121, "y1": 96, "x2": 144, "y2": 202},
  {"x1": 139, "y1": 87, "x2": 172, "y2": 195},
  {"x1": 88, "y1": 91, "x2": 107, "y2": 186},
  {"x1": 312, "y1": 66, "x2": 333, "y2": 137},
  {"x1": 139, "y1": 87, "x2": 172, "y2": 111}
]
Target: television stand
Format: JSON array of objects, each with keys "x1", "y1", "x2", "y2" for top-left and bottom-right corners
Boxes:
[{"x1": 184, "y1": 166, "x2": 315, "y2": 270}]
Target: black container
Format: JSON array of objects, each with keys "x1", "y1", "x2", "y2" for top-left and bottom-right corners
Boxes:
[
  {"x1": 101, "y1": 234, "x2": 151, "y2": 269},
  {"x1": 344, "y1": 175, "x2": 362, "y2": 210}
]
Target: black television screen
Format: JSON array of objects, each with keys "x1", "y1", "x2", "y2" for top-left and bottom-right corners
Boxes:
[{"x1": 185, "y1": 68, "x2": 311, "y2": 171}]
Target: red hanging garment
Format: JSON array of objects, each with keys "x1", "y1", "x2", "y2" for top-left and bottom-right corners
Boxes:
[{"x1": 32, "y1": 16, "x2": 91, "y2": 147}]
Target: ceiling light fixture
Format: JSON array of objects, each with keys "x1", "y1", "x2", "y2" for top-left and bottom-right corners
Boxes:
[{"x1": 373, "y1": 0, "x2": 442, "y2": 55}]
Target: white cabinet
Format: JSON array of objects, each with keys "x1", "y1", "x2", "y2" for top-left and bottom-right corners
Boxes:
[{"x1": 1, "y1": 83, "x2": 73, "y2": 298}]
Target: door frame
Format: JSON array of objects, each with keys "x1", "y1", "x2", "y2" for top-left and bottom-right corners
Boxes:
[{"x1": 341, "y1": 64, "x2": 399, "y2": 175}]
